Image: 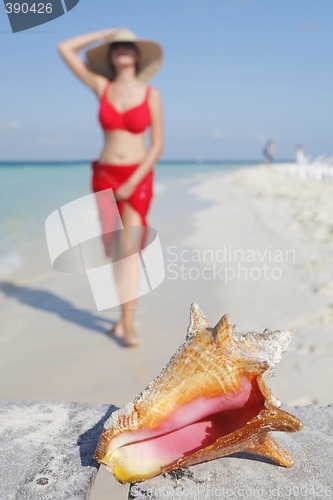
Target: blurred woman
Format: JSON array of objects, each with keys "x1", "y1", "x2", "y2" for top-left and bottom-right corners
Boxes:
[{"x1": 57, "y1": 28, "x2": 164, "y2": 346}]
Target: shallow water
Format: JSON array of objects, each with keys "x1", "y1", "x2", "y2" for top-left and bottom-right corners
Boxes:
[{"x1": 0, "y1": 160, "x2": 258, "y2": 275}]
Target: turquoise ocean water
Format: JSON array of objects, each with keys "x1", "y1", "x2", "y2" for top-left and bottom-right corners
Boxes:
[{"x1": 0, "y1": 160, "x2": 260, "y2": 276}]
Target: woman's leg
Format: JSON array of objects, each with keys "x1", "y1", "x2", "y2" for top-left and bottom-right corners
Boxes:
[{"x1": 112, "y1": 202, "x2": 144, "y2": 346}]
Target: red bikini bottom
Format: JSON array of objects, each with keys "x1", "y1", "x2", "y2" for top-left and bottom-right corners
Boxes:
[{"x1": 91, "y1": 160, "x2": 153, "y2": 255}]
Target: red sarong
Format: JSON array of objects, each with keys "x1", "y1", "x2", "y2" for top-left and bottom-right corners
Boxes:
[
  {"x1": 91, "y1": 161, "x2": 153, "y2": 225},
  {"x1": 91, "y1": 160, "x2": 153, "y2": 256}
]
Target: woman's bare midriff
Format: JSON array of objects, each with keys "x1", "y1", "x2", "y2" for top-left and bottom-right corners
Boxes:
[{"x1": 99, "y1": 129, "x2": 148, "y2": 165}]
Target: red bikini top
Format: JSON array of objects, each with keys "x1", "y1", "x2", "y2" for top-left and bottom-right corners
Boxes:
[{"x1": 99, "y1": 81, "x2": 151, "y2": 134}]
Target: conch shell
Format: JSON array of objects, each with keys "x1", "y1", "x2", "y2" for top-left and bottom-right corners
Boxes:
[{"x1": 95, "y1": 304, "x2": 303, "y2": 483}]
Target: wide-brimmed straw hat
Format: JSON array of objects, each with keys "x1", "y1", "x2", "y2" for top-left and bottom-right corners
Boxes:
[{"x1": 85, "y1": 29, "x2": 163, "y2": 82}]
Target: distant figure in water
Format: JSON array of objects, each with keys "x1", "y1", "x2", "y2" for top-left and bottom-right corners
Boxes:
[
  {"x1": 295, "y1": 144, "x2": 307, "y2": 165},
  {"x1": 263, "y1": 140, "x2": 275, "y2": 166}
]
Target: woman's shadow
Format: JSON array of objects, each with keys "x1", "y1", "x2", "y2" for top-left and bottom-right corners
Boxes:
[{"x1": 0, "y1": 281, "x2": 123, "y2": 346}]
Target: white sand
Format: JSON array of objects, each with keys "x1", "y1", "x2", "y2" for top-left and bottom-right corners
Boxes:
[
  {"x1": 185, "y1": 165, "x2": 333, "y2": 406},
  {"x1": 0, "y1": 165, "x2": 332, "y2": 499}
]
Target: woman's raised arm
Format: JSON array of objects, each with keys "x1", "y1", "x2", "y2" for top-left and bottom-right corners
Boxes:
[{"x1": 57, "y1": 29, "x2": 122, "y2": 94}]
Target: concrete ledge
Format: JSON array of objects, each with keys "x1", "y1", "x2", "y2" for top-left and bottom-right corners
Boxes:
[
  {"x1": 1, "y1": 402, "x2": 332, "y2": 499},
  {"x1": 0, "y1": 400, "x2": 115, "y2": 499},
  {"x1": 129, "y1": 405, "x2": 333, "y2": 499}
]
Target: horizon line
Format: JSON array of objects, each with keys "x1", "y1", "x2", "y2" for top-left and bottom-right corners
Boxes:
[{"x1": 0, "y1": 158, "x2": 293, "y2": 164}]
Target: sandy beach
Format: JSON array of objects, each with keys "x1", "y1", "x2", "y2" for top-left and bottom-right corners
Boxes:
[{"x1": 1, "y1": 164, "x2": 332, "y2": 499}]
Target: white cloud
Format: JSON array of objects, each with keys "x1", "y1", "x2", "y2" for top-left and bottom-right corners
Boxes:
[
  {"x1": 212, "y1": 130, "x2": 226, "y2": 140},
  {"x1": 253, "y1": 132, "x2": 266, "y2": 143},
  {"x1": 0, "y1": 120, "x2": 20, "y2": 131}
]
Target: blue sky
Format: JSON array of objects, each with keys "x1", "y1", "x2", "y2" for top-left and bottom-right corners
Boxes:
[{"x1": 0, "y1": 0, "x2": 332, "y2": 161}]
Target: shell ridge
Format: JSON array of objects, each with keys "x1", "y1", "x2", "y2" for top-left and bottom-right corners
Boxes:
[
  {"x1": 212, "y1": 313, "x2": 232, "y2": 342},
  {"x1": 233, "y1": 327, "x2": 295, "y2": 368},
  {"x1": 186, "y1": 302, "x2": 210, "y2": 340}
]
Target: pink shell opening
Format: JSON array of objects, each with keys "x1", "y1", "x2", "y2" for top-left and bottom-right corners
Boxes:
[{"x1": 112, "y1": 377, "x2": 265, "y2": 471}]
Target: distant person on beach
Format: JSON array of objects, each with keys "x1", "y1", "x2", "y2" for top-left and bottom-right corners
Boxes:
[
  {"x1": 295, "y1": 144, "x2": 307, "y2": 165},
  {"x1": 263, "y1": 140, "x2": 275, "y2": 166},
  {"x1": 57, "y1": 29, "x2": 164, "y2": 346}
]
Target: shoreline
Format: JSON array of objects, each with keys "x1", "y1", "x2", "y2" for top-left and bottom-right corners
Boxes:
[{"x1": 0, "y1": 162, "x2": 238, "y2": 280}]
